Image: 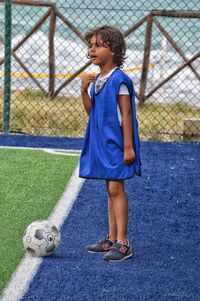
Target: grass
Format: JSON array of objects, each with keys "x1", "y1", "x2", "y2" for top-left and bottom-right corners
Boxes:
[
  {"x1": 0, "y1": 88, "x2": 200, "y2": 140},
  {"x1": 1, "y1": 89, "x2": 87, "y2": 137},
  {"x1": 0, "y1": 149, "x2": 79, "y2": 294},
  {"x1": 137, "y1": 101, "x2": 200, "y2": 141}
]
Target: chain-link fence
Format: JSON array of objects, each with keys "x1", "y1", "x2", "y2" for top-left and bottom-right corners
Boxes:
[{"x1": 0, "y1": 0, "x2": 200, "y2": 140}]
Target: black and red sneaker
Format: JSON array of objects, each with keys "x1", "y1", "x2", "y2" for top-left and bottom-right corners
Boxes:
[
  {"x1": 85, "y1": 235, "x2": 114, "y2": 253},
  {"x1": 103, "y1": 240, "x2": 133, "y2": 262}
]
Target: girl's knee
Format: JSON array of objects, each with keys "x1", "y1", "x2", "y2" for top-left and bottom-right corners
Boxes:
[{"x1": 106, "y1": 180, "x2": 124, "y2": 198}]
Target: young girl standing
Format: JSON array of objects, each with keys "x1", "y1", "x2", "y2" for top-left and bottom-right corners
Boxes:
[{"x1": 79, "y1": 26, "x2": 141, "y2": 262}]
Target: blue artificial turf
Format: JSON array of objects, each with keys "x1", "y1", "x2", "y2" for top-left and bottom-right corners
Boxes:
[
  {"x1": 0, "y1": 134, "x2": 84, "y2": 150},
  {"x1": 19, "y1": 141, "x2": 200, "y2": 301}
]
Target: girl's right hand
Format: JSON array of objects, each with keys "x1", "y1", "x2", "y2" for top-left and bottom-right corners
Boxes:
[{"x1": 81, "y1": 75, "x2": 96, "y2": 93}]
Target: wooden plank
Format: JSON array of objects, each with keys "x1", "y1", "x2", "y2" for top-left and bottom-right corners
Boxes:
[
  {"x1": 52, "y1": 61, "x2": 92, "y2": 99},
  {"x1": 55, "y1": 9, "x2": 85, "y2": 44},
  {"x1": 0, "y1": 36, "x2": 47, "y2": 94},
  {"x1": 0, "y1": 0, "x2": 55, "y2": 7},
  {"x1": 138, "y1": 14, "x2": 153, "y2": 105},
  {"x1": 151, "y1": 10, "x2": 200, "y2": 18},
  {"x1": 144, "y1": 52, "x2": 200, "y2": 100},
  {"x1": 124, "y1": 15, "x2": 148, "y2": 37},
  {"x1": 154, "y1": 18, "x2": 200, "y2": 81},
  {"x1": 48, "y1": 7, "x2": 56, "y2": 97},
  {"x1": 13, "y1": 54, "x2": 48, "y2": 95},
  {"x1": 0, "y1": 9, "x2": 51, "y2": 66}
]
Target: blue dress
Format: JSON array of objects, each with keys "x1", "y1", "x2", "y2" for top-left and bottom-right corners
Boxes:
[{"x1": 79, "y1": 68, "x2": 141, "y2": 180}]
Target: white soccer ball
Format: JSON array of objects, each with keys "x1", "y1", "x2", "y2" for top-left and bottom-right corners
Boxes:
[{"x1": 23, "y1": 220, "x2": 61, "y2": 257}]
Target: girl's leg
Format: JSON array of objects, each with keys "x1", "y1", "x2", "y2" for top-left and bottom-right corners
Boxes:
[
  {"x1": 106, "y1": 180, "x2": 128, "y2": 243},
  {"x1": 106, "y1": 181, "x2": 117, "y2": 242}
]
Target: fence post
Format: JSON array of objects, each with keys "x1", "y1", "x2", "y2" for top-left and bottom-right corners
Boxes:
[
  {"x1": 49, "y1": 5, "x2": 56, "y2": 97},
  {"x1": 138, "y1": 14, "x2": 153, "y2": 106},
  {"x1": 3, "y1": 0, "x2": 12, "y2": 134}
]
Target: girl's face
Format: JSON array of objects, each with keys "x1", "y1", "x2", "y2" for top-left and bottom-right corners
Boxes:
[{"x1": 88, "y1": 35, "x2": 115, "y2": 67}]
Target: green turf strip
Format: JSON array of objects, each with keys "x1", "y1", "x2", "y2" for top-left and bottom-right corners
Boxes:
[{"x1": 0, "y1": 149, "x2": 79, "y2": 294}]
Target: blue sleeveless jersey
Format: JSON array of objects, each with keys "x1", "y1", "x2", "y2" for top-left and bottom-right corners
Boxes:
[{"x1": 79, "y1": 68, "x2": 141, "y2": 180}]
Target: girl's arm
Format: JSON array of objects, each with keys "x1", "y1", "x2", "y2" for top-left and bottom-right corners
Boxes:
[
  {"x1": 81, "y1": 76, "x2": 96, "y2": 116},
  {"x1": 118, "y1": 94, "x2": 135, "y2": 164}
]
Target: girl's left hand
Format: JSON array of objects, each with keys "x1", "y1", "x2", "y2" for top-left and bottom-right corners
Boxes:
[{"x1": 124, "y1": 146, "x2": 135, "y2": 164}]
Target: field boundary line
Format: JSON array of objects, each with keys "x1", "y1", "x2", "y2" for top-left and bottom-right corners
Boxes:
[
  {"x1": 0, "y1": 165, "x2": 84, "y2": 301},
  {"x1": 0, "y1": 146, "x2": 81, "y2": 152}
]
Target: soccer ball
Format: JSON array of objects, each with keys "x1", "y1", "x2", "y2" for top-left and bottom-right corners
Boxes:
[{"x1": 23, "y1": 220, "x2": 61, "y2": 257}]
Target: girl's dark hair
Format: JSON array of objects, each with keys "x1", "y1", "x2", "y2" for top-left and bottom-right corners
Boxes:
[{"x1": 84, "y1": 25, "x2": 126, "y2": 68}]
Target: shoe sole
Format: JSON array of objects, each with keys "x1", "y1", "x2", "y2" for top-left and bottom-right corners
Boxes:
[
  {"x1": 86, "y1": 250, "x2": 109, "y2": 253},
  {"x1": 104, "y1": 253, "x2": 133, "y2": 262}
]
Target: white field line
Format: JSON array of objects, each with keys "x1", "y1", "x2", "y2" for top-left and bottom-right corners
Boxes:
[
  {"x1": 42, "y1": 149, "x2": 80, "y2": 156},
  {"x1": 0, "y1": 165, "x2": 84, "y2": 301},
  {"x1": 0, "y1": 146, "x2": 81, "y2": 154}
]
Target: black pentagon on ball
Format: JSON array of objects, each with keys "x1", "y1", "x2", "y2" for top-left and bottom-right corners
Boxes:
[
  {"x1": 45, "y1": 244, "x2": 56, "y2": 253},
  {"x1": 51, "y1": 226, "x2": 59, "y2": 235},
  {"x1": 26, "y1": 247, "x2": 36, "y2": 256},
  {"x1": 35, "y1": 229, "x2": 44, "y2": 240}
]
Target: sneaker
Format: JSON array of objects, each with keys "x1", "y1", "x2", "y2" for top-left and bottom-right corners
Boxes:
[
  {"x1": 85, "y1": 235, "x2": 114, "y2": 253},
  {"x1": 103, "y1": 240, "x2": 133, "y2": 262}
]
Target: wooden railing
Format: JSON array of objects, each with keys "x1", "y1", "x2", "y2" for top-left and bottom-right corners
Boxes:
[{"x1": 138, "y1": 10, "x2": 200, "y2": 105}]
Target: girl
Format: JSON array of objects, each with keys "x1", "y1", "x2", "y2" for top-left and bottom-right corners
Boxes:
[{"x1": 79, "y1": 25, "x2": 141, "y2": 262}]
